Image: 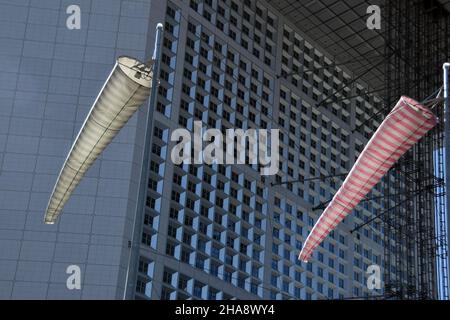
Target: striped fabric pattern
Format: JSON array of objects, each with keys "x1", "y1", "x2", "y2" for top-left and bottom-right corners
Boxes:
[{"x1": 299, "y1": 96, "x2": 437, "y2": 262}]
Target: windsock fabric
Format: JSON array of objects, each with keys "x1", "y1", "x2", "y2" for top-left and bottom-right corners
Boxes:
[{"x1": 44, "y1": 56, "x2": 152, "y2": 224}]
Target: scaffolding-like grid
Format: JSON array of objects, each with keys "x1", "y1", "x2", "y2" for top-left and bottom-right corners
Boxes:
[
  {"x1": 383, "y1": 0, "x2": 450, "y2": 299},
  {"x1": 268, "y1": 0, "x2": 450, "y2": 299}
]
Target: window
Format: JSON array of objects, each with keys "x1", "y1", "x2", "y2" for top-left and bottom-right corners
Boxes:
[
  {"x1": 141, "y1": 231, "x2": 152, "y2": 246},
  {"x1": 187, "y1": 22, "x2": 197, "y2": 34},
  {"x1": 136, "y1": 278, "x2": 147, "y2": 294},
  {"x1": 178, "y1": 277, "x2": 188, "y2": 291},
  {"x1": 167, "y1": 6, "x2": 176, "y2": 18},
  {"x1": 194, "y1": 283, "x2": 203, "y2": 298},
  {"x1": 138, "y1": 259, "x2": 149, "y2": 274},
  {"x1": 146, "y1": 196, "x2": 156, "y2": 209},
  {"x1": 270, "y1": 274, "x2": 277, "y2": 286},
  {"x1": 181, "y1": 249, "x2": 190, "y2": 263},
  {"x1": 166, "y1": 242, "x2": 175, "y2": 256},
  {"x1": 170, "y1": 207, "x2": 178, "y2": 219},
  {"x1": 317, "y1": 282, "x2": 323, "y2": 293},
  {"x1": 283, "y1": 281, "x2": 289, "y2": 292},
  {"x1": 168, "y1": 224, "x2": 177, "y2": 238},
  {"x1": 163, "y1": 270, "x2": 172, "y2": 284},
  {"x1": 306, "y1": 276, "x2": 312, "y2": 288}
]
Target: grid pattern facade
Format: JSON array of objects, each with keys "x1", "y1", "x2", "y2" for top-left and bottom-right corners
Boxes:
[
  {"x1": 133, "y1": 0, "x2": 386, "y2": 300},
  {"x1": 0, "y1": 0, "x2": 153, "y2": 299},
  {"x1": 0, "y1": 0, "x2": 389, "y2": 300}
]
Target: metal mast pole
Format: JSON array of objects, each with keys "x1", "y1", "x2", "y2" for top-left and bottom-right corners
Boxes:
[
  {"x1": 444, "y1": 62, "x2": 450, "y2": 300},
  {"x1": 123, "y1": 23, "x2": 164, "y2": 299}
]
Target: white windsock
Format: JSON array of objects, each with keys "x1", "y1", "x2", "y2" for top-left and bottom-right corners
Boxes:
[{"x1": 44, "y1": 56, "x2": 153, "y2": 224}]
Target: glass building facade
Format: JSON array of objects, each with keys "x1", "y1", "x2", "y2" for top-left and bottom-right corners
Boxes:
[
  {"x1": 134, "y1": 0, "x2": 385, "y2": 300},
  {"x1": 0, "y1": 0, "x2": 158, "y2": 299},
  {"x1": 1, "y1": 0, "x2": 385, "y2": 299}
]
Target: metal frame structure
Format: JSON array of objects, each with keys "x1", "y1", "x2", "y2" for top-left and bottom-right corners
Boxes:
[
  {"x1": 444, "y1": 61, "x2": 450, "y2": 299},
  {"x1": 383, "y1": 0, "x2": 450, "y2": 299},
  {"x1": 268, "y1": 0, "x2": 385, "y2": 89}
]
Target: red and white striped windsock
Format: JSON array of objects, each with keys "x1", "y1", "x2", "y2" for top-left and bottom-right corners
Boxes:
[{"x1": 299, "y1": 96, "x2": 437, "y2": 262}]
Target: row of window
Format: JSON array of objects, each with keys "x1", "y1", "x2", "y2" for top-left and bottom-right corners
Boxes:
[{"x1": 135, "y1": 1, "x2": 386, "y2": 300}]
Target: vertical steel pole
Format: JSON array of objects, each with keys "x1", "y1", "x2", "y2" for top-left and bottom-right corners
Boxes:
[
  {"x1": 123, "y1": 23, "x2": 164, "y2": 299},
  {"x1": 444, "y1": 62, "x2": 450, "y2": 300}
]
